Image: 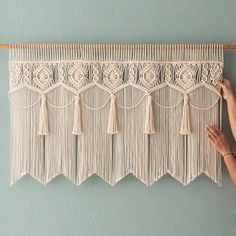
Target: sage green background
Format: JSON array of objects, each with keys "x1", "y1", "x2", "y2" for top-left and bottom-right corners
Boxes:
[{"x1": 0, "y1": 0, "x2": 236, "y2": 236}]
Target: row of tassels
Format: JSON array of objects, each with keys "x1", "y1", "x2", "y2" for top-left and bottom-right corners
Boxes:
[{"x1": 38, "y1": 94, "x2": 191, "y2": 136}]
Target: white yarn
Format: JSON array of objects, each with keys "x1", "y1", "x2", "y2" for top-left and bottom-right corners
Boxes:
[
  {"x1": 107, "y1": 94, "x2": 118, "y2": 134},
  {"x1": 8, "y1": 44, "x2": 223, "y2": 186},
  {"x1": 144, "y1": 95, "x2": 155, "y2": 134},
  {"x1": 180, "y1": 94, "x2": 191, "y2": 135},
  {"x1": 38, "y1": 94, "x2": 49, "y2": 135},
  {"x1": 72, "y1": 94, "x2": 82, "y2": 135}
]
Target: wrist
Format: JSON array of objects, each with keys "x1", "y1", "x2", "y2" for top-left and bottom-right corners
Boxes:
[
  {"x1": 221, "y1": 148, "x2": 233, "y2": 156},
  {"x1": 222, "y1": 152, "x2": 235, "y2": 159},
  {"x1": 226, "y1": 94, "x2": 236, "y2": 104}
]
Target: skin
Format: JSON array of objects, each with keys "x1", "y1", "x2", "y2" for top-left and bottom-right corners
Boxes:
[{"x1": 205, "y1": 79, "x2": 236, "y2": 186}]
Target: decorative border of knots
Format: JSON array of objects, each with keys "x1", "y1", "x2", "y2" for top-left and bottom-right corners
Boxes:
[{"x1": 9, "y1": 62, "x2": 223, "y2": 92}]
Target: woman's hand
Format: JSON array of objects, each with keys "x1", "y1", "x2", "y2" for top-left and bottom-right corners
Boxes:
[
  {"x1": 205, "y1": 124, "x2": 232, "y2": 156},
  {"x1": 217, "y1": 79, "x2": 235, "y2": 101}
]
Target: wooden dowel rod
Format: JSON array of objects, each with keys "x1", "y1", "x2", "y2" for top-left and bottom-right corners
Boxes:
[
  {"x1": 1, "y1": 43, "x2": 236, "y2": 49},
  {"x1": 0, "y1": 44, "x2": 9, "y2": 48}
]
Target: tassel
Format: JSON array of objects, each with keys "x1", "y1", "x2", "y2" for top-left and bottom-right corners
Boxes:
[
  {"x1": 107, "y1": 94, "x2": 118, "y2": 134},
  {"x1": 144, "y1": 94, "x2": 155, "y2": 134},
  {"x1": 72, "y1": 94, "x2": 82, "y2": 135},
  {"x1": 38, "y1": 94, "x2": 49, "y2": 135},
  {"x1": 180, "y1": 94, "x2": 191, "y2": 135}
]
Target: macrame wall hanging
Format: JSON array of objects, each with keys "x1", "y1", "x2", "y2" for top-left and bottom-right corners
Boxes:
[{"x1": 8, "y1": 44, "x2": 223, "y2": 186}]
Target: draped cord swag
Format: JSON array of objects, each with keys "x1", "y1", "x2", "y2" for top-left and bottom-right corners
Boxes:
[{"x1": 8, "y1": 44, "x2": 223, "y2": 186}]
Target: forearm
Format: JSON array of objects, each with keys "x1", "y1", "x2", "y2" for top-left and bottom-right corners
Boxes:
[
  {"x1": 223, "y1": 154, "x2": 236, "y2": 186},
  {"x1": 227, "y1": 96, "x2": 236, "y2": 141}
]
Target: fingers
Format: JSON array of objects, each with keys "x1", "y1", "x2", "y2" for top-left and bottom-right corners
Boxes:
[
  {"x1": 205, "y1": 124, "x2": 231, "y2": 155},
  {"x1": 216, "y1": 84, "x2": 221, "y2": 90},
  {"x1": 217, "y1": 79, "x2": 231, "y2": 88},
  {"x1": 216, "y1": 80, "x2": 226, "y2": 97},
  {"x1": 208, "y1": 124, "x2": 220, "y2": 132},
  {"x1": 207, "y1": 132, "x2": 217, "y2": 145},
  {"x1": 206, "y1": 124, "x2": 220, "y2": 136},
  {"x1": 205, "y1": 124, "x2": 222, "y2": 145},
  {"x1": 217, "y1": 80, "x2": 225, "y2": 88},
  {"x1": 217, "y1": 80, "x2": 223, "y2": 86},
  {"x1": 206, "y1": 128, "x2": 218, "y2": 143}
]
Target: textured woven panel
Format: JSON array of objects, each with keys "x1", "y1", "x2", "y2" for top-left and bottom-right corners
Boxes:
[{"x1": 9, "y1": 44, "x2": 223, "y2": 186}]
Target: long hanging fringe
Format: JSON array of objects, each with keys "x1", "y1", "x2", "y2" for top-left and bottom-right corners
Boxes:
[
  {"x1": 38, "y1": 94, "x2": 49, "y2": 135},
  {"x1": 180, "y1": 94, "x2": 191, "y2": 135},
  {"x1": 107, "y1": 94, "x2": 118, "y2": 134},
  {"x1": 144, "y1": 94, "x2": 155, "y2": 134},
  {"x1": 72, "y1": 94, "x2": 82, "y2": 135}
]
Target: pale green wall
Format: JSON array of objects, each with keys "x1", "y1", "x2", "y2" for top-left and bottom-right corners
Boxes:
[{"x1": 0, "y1": 0, "x2": 236, "y2": 236}]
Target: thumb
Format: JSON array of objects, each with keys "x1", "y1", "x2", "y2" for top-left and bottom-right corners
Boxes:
[
  {"x1": 217, "y1": 80, "x2": 225, "y2": 88},
  {"x1": 217, "y1": 80, "x2": 227, "y2": 91}
]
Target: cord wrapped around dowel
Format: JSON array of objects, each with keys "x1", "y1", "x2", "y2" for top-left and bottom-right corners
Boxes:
[
  {"x1": 180, "y1": 94, "x2": 191, "y2": 135},
  {"x1": 72, "y1": 94, "x2": 82, "y2": 135},
  {"x1": 144, "y1": 94, "x2": 155, "y2": 134},
  {"x1": 38, "y1": 94, "x2": 49, "y2": 135},
  {"x1": 107, "y1": 94, "x2": 118, "y2": 134}
]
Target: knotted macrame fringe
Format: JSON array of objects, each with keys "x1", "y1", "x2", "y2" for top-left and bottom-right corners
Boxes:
[
  {"x1": 38, "y1": 94, "x2": 49, "y2": 135},
  {"x1": 107, "y1": 94, "x2": 118, "y2": 134},
  {"x1": 72, "y1": 94, "x2": 82, "y2": 135},
  {"x1": 144, "y1": 94, "x2": 155, "y2": 134},
  {"x1": 180, "y1": 94, "x2": 191, "y2": 135}
]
